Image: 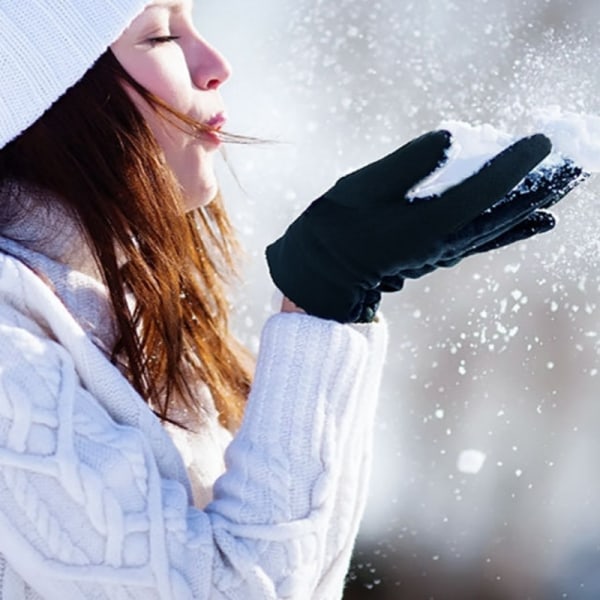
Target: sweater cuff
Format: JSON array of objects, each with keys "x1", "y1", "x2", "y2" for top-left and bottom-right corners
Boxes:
[{"x1": 211, "y1": 312, "x2": 375, "y2": 525}]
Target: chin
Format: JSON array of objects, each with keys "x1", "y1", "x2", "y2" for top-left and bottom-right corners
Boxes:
[{"x1": 182, "y1": 180, "x2": 219, "y2": 212}]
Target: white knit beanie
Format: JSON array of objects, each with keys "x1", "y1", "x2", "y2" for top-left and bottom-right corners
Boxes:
[{"x1": 0, "y1": 0, "x2": 151, "y2": 150}]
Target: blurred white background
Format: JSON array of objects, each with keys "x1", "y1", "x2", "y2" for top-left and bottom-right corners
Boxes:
[{"x1": 199, "y1": 1, "x2": 600, "y2": 597}]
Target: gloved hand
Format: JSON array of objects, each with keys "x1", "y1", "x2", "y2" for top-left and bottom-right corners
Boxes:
[
  {"x1": 378, "y1": 158, "x2": 585, "y2": 285},
  {"x1": 266, "y1": 130, "x2": 582, "y2": 323}
]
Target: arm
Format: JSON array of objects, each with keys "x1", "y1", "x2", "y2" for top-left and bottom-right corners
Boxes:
[
  {"x1": 208, "y1": 313, "x2": 388, "y2": 598},
  {"x1": 311, "y1": 318, "x2": 388, "y2": 598}
]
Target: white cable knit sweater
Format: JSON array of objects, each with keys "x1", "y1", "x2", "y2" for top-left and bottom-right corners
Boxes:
[{"x1": 0, "y1": 190, "x2": 388, "y2": 599}]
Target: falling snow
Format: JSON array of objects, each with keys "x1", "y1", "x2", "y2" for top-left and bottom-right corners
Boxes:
[{"x1": 457, "y1": 449, "x2": 487, "y2": 474}]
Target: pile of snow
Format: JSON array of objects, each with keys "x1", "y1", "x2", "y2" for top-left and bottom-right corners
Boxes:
[
  {"x1": 531, "y1": 105, "x2": 600, "y2": 172},
  {"x1": 408, "y1": 106, "x2": 600, "y2": 199}
]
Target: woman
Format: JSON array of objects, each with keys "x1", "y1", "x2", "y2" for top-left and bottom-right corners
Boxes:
[{"x1": 0, "y1": 0, "x2": 583, "y2": 598}]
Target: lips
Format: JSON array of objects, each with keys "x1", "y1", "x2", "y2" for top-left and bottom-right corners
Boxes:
[
  {"x1": 191, "y1": 112, "x2": 227, "y2": 146},
  {"x1": 199, "y1": 112, "x2": 227, "y2": 146},
  {"x1": 204, "y1": 112, "x2": 227, "y2": 131}
]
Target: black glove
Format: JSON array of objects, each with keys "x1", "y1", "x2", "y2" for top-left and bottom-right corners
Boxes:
[
  {"x1": 380, "y1": 158, "x2": 586, "y2": 284},
  {"x1": 266, "y1": 130, "x2": 578, "y2": 323}
]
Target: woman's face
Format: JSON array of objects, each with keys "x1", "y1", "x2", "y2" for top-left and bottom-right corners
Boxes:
[{"x1": 111, "y1": 0, "x2": 231, "y2": 211}]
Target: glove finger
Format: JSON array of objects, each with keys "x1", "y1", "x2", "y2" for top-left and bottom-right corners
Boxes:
[
  {"x1": 435, "y1": 158, "x2": 582, "y2": 262},
  {"x1": 443, "y1": 211, "x2": 556, "y2": 265},
  {"x1": 327, "y1": 130, "x2": 452, "y2": 206},
  {"x1": 394, "y1": 263, "x2": 438, "y2": 280},
  {"x1": 493, "y1": 159, "x2": 584, "y2": 213},
  {"x1": 429, "y1": 133, "x2": 551, "y2": 234},
  {"x1": 402, "y1": 212, "x2": 555, "y2": 275},
  {"x1": 524, "y1": 160, "x2": 587, "y2": 211}
]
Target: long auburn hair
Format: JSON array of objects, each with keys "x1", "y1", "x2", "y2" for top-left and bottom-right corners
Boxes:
[{"x1": 0, "y1": 50, "x2": 252, "y2": 430}]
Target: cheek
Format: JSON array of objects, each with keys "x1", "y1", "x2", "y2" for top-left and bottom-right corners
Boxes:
[
  {"x1": 147, "y1": 110, "x2": 182, "y2": 150},
  {"x1": 116, "y1": 49, "x2": 193, "y2": 112},
  {"x1": 139, "y1": 61, "x2": 191, "y2": 109},
  {"x1": 142, "y1": 112, "x2": 214, "y2": 193},
  {"x1": 128, "y1": 86, "x2": 191, "y2": 162}
]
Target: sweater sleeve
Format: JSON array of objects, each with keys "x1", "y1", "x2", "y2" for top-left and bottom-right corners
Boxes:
[
  {"x1": 208, "y1": 313, "x2": 388, "y2": 598},
  {"x1": 311, "y1": 318, "x2": 388, "y2": 599},
  {"x1": 0, "y1": 303, "x2": 387, "y2": 599}
]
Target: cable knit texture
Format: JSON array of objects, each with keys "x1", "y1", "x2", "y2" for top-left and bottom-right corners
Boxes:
[{"x1": 0, "y1": 188, "x2": 389, "y2": 598}]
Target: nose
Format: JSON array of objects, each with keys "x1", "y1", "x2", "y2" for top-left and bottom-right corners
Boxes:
[{"x1": 190, "y1": 37, "x2": 232, "y2": 91}]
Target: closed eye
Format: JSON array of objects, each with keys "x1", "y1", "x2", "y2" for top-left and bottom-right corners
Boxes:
[{"x1": 147, "y1": 35, "x2": 181, "y2": 46}]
